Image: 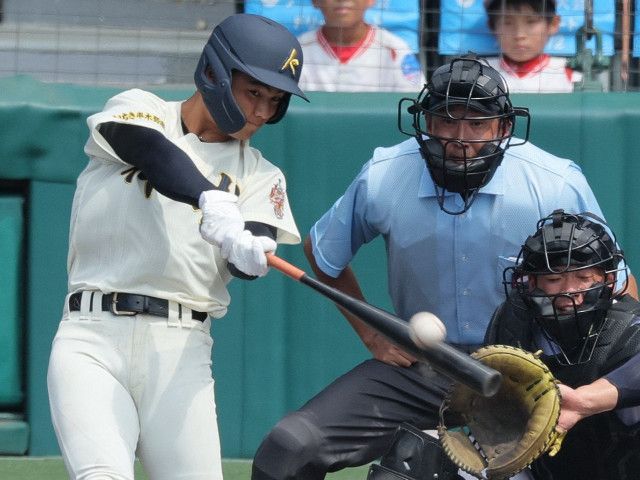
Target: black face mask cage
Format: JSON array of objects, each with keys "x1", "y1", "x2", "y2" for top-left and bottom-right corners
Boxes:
[
  {"x1": 525, "y1": 210, "x2": 629, "y2": 292},
  {"x1": 504, "y1": 209, "x2": 629, "y2": 365},
  {"x1": 529, "y1": 284, "x2": 611, "y2": 365},
  {"x1": 398, "y1": 89, "x2": 514, "y2": 215},
  {"x1": 505, "y1": 272, "x2": 613, "y2": 365},
  {"x1": 420, "y1": 138, "x2": 504, "y2": 215},
  {"x1": 396, "y1": 71, "x2": 531, "y2": 216},
  {"x1": 397, "y1": 57, "x2": 531, "y2": 147},
  {"x1": 398, "y1": 86, "x2": 428, "y2": 138}
]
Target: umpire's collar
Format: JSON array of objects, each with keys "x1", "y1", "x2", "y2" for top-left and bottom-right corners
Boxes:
[{"x1": 418, "y1": 161, "x2": 505, "y2": 198}]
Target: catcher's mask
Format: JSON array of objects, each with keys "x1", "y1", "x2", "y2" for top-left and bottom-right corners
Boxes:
[
  {"x1": 194, "y1": 13, "x2": 308, "y2": 134},
  {"x1": 504, "y1": 209, "x2": 627, "y2": 365},
  {"x1": 398, "y1": 53, "x2": 530, "y2": 215}
]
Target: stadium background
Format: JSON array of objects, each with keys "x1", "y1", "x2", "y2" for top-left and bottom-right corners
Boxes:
[{"x1": 0, "y1": 0, "x2": 639, "y2": 475}]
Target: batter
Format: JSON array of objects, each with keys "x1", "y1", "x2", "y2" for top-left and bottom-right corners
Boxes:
[{"x1": 47, "y1": 13, "x2": 306, "y2": 480}]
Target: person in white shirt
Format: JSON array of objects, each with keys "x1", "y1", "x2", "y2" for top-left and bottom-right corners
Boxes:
[
  {"x1": 298, "y1": 0, "x2": 425, "y2": 92},
  {"x1": 483, "y1": 0, "x2": 581, "y2": 93}
]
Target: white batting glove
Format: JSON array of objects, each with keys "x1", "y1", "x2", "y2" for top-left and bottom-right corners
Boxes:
[
  {"x1": 199, "y1": 190, "x2": 244, "y2": 249},
  {"x1": 223, "y1": 230, "x2": 277, "y2": 277}
]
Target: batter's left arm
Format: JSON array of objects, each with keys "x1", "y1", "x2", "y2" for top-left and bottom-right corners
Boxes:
[
  {"x1": 98, "y1": 121, "x2": 215, "y2": 207},
  {"x1": 99, "y1": 121, "x2": 277, "y2": 279}
]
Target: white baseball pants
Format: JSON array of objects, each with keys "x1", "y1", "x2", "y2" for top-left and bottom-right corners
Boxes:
[{"x1": 47, "y1": 292, "x2": 223, "y2": 480}]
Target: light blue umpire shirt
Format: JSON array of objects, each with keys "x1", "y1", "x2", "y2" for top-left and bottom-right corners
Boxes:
[{"x1": 309, "y1": 136, "x2": 609, "y2": 346}]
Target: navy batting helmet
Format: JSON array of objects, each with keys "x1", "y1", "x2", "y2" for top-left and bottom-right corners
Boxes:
[
  {"x1": 399, "y1": 54, "x2": 530, "y2": 214},
  {"x1": 505, "y1": 209, "x2": 627, "y2": 365},
  {"x1": 194, "y1": 14, "x2": 308, "y2": 134}
]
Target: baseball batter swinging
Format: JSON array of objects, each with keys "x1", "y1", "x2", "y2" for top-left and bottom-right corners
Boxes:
[{"x1": 47, "y1": 14, "x2": 306, "y2": 480}]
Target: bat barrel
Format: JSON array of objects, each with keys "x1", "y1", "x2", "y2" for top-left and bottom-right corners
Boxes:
[
  {"x1": 301, "y1": 275, "x2": 502, "y2": 397},
  {"x1": 412, "y1": 342, "x2": 502, "y2": 397}
]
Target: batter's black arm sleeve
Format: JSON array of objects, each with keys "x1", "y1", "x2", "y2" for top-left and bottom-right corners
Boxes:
[
  {"x1": 100, "y1": 122, "x2": 277, "y2": 280},
  {"x1": 98, "y1": 121, "x2": 215, "y2": 208},
  {"x1": 605, "y1": 352, "x2": 640, "y2": 408},
  {"x1": 227, "y1": 221, "x2": 278, "y2": 281}
]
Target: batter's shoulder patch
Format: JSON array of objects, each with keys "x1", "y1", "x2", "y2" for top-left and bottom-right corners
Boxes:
[{"x1": 269, "y1": 179, "x2": 287, "y2": 219}]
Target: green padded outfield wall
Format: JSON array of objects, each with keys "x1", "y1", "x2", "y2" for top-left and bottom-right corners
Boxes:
[
  {"x1": 1, "y1": 75, "x2": 640, "y2": 457},
  {"x1": 0, "y1": 195, "x2": 23, "y2": 407}
]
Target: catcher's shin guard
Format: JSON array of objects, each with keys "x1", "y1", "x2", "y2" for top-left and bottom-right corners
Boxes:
[{"x1": 367, "y1": 423, "x2": 461, "y2": 480}]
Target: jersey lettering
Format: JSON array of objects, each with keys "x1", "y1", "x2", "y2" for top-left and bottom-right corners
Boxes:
[
  {"x1": 212, "y1": 172, "x2": 240, "y2": 196},
  {"x1": 120, "y1": 167, "x2": 153, "y2": 198}
]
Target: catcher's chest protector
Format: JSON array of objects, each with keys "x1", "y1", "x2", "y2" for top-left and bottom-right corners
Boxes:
[
  {"x1": 484, "y1": 296, "x2": 535, "y2": 351},
  {"x1": 533, "y1": 407, "x2": 640, "y2": 480},
  {"x1": 534, "y1": 299, "x2": 640, "y2": 480},
  {"x1": 489, "y1": 297, "x2": 640, "y2": 480},
  {"x1": 549, "y1": 298, "x2": 640, "y2": 386},
  {"x1": 489, "y1": 295, "x2": 640, "y2": 387}
]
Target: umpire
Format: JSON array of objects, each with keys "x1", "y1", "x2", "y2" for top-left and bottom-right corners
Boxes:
[{"x1": 251, "y1": 54, "x2": 637, "y2": 479}]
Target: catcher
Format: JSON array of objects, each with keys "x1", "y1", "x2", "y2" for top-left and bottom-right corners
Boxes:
[
  {"x1": 481, "y1": 209, "x2": 640, "y2": 479},
  {"x1": 371, "y1": 210, "x2": 640, "y2": 480}
]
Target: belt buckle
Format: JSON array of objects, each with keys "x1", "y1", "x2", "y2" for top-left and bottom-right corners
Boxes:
[{"x1": 110, "y1": 292, "x2": 137, "y2": 316}]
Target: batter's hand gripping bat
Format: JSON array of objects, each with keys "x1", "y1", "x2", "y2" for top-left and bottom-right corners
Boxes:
[{"x1": 266, "y1": 254, "x2": 502, "y2": 397}]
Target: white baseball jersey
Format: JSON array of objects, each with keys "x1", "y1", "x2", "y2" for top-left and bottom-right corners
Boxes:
[
  {"x1": 50, "y1": 88, "x2": 301, "y2": 480},
  {"x1": 70, "y1": 88, "x2": 300, "y2": 317},
  {"x1": 298, "y1": 26, "x2": 426, "y2": 92},
  {"x1": 486, "y1": 55, "x2": 581, "y2": 93}
]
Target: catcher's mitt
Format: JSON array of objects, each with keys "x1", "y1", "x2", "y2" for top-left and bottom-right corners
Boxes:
[{"x1": 437, "y1": 345, "x2": 566, "y2": 480}]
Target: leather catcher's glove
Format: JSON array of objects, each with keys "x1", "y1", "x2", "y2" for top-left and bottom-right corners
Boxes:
[{"x1": 437, "y1": 345, "x2": 565, "y2": 480}]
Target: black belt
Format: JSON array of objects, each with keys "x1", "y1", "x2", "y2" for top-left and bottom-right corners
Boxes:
[{"x1": 68, "y1": 292, "x2": 208, "y2": 322}]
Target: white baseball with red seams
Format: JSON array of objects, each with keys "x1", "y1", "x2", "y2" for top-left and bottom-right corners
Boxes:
[{"x1": 409, "y1": 311, "x2": 447, "y2": 347}]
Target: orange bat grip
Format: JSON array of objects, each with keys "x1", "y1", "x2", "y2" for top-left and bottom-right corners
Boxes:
[{"x1": 267, "y1": 253, "x2": 306, "y2": 281}]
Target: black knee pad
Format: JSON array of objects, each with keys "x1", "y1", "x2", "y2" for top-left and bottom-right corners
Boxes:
[
  {"x1": 252, "y1": 414, "x2": 322, "y2": 480},
  {"x1": 366, "y1": 423, "x2": 461, "y2": 480}
]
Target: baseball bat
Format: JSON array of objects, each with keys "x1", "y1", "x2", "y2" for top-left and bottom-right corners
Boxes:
[{"x1": 267, "y1": 253, "x2": 502, "y2": 397}]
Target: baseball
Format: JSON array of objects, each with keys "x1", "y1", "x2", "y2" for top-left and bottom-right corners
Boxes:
[{"x1": 409, "y1": 312, "x2": 447, "y2": 347}]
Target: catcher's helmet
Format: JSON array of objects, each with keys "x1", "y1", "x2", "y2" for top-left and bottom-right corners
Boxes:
[
  {"x1": 194, "y1": 13, "x2": 308, "y2": 134},
  {"x1": 506, "y1": 209, "x2": 627, "y2": 365},
  {"x1": 398, "y1": 54, "x2": 530, "y2": 214}
]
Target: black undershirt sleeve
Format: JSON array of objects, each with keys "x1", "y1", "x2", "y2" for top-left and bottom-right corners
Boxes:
[
  {"x1": 605, "y1": 352, "x2": 640, "y2": 408},
  {"x1": 98, "y1": 121, "x2": 214, "y2": 208}
]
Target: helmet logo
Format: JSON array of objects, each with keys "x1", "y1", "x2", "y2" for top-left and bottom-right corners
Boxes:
[{"x1": 281, "y1": 49, "x2": 300, "y2": 76}]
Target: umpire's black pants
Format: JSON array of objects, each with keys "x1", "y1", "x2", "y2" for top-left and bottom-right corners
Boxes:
[{"x1": 251, "y1": 358, "x2": 450, "y2": 479}]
